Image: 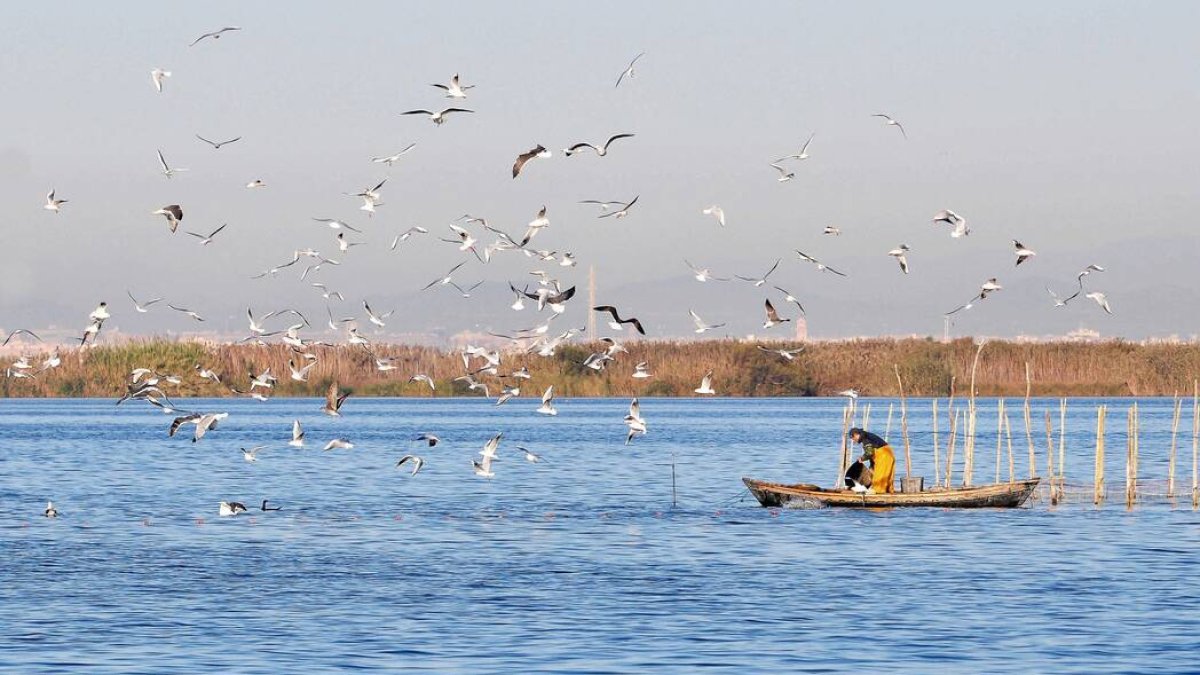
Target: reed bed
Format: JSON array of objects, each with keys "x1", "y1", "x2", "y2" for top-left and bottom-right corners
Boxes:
[{"x1": 6, "y1": 336, "x2": 1200, "y2": 399}]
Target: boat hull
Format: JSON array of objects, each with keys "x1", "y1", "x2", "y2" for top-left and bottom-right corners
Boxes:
[{"x1": 742, "y1": 477, "x2": 1040, "y2": 509}]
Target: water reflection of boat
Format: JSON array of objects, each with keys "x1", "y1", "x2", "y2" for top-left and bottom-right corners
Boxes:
[{"x1": 742, "y1": 477, "x2": 1040, "y2": 509}]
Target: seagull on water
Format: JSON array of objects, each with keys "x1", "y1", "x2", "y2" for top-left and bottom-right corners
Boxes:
[
  {"x1": 871, "y1": 113, "x2": 907, "y2": 138},
  {"x1": 219, "y1": 501, "x2": 248, "y2": 516},
  {"x1": 431, "y1": 73, "x2": 474, "y2": 98},
  {"x1": 289, "y1": 419, "x2": 305, "y2": 447},
  {"x1": 694, "y1": 370, "x2": 717, "y2": 395},
  {"x1": 564, "y1": 133, "x2": 635, "y2": 157},
  {"x1": 44, "y1": 189, "x2": 68, "y2": 213},
  {"x1": 44, "y1": 501, "x2": 59, "y2": 518},
  {"x1": 888, "y1": 244, "x2": 910, "y2": 274},
  {"x1": 690, "y1": 309, "x2": 726, "y2": 334},
  {"x1": 536, "y1": 385, "x2": 558, "y2": 416},
  {"x1": 401, "y1": 107, "x2": 473, "y2": 125},
  {"x1": 615, "y1": 52, "x2": 645, "y2": 87}
]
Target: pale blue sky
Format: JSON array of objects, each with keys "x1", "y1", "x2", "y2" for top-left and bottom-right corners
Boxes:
[{"x1": 1, "y1": 1, "x2": 1198, "y2": 342}]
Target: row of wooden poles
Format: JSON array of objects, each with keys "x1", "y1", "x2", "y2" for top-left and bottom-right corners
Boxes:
[{"x1": 835, "y1": 348, "x2": 1200, "y2": 508}]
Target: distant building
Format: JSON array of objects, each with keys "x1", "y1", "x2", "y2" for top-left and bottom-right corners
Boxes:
[{"x1": 795, "y1": 316, "x2": 808, "y2": 341}]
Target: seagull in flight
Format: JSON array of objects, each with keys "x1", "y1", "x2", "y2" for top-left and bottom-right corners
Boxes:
[
  {"x1": 624, "y1": 398, "x2": 647, "y2": 444},
  {"x1": 932, "y1": 209, "x2": 969, "y2": 238},
  {"x1": 127, "y1": 291, "x2": 163, "y2": 313},
  {"x1": 597, "y1": 196, "x2": 639, "y2": 219},
  {"x1": 776, "y1": 133, "x2": 815, "y2": 162},
  {"x1": 579, "y1": 199, "x2": 626, "y2": 213},
  {"x1": 512, "y1": 144, "x2": 551, "y2": 178},
  {"x1": 323, "y1": 438, "x2": 354, "y2": 451},
  {"x1": 150, "y1": 68, "x2": 171, "y2": 93},
  {"x1": 795, "y1": 249, "x2": 847, "y2": 276},
  {"x1": 762, "y1": 299, "x2": 791, "y2": 329},
  {"x1": 372, "y1": 143, "x2": 417, "y2": 166},
  {"x1": 396, "y1": 455, "x2": 425, "y2": 476},
  {"x1": 735, "y1": 259, "x2": 781, "y2": 287},
  {"x1": 431, "y1": 73, "x2": 474, "y2": 99},
  {"x1": 322, "y1": 382, "x2": 350, "y2": 416},
  {"x1": 1045, "y1": 285, "x2": 1078, "y2": 307},
  {"x1": 615, "y1": 52, "x2": 645, "y2": 87},
  {"x1": 946, "y1": 278, "x2": 1003, "y2": 315},
  {"x1": 195, "y1": 134, "x2": 241, "y2": 149},
  {"x1": 823, "y1": 226, "x2": 841, "y2": 236},
  {"x1": 152, "y1": 204, "x2": 183, "y2": 232},
  {"x1": 1076, "y1": 264, "x2": 1106, "y2": 288},
  {"x1": 702, "y1": 205, "x2": 726, "y2": 227},
  {"x1": 1085, "y1": 292, "x2": 1113, "y2": 314},
  {"x1": 168, "y1": 304, "x2": 204, "y2": 322},
  {"x1": 401, "y1": 107, "x2": 473, "y2": 125},
  {"x1": 44, "y1": 189, "x2": 68, "y2": 213},
  {"x1": 685, "y1": 260, "x2": 729, "y2": 283},
  {"x1": 770, "y1": 163, "x2": 795, "y2": 182},
  {"x1": 289, "y1": 419, "x2": 305, "y2": 447},
  {"x1": 871, "y1": 113, "x2": 907, "y2": 138},
  {"x1": 1013, "y1": 240, "x2": 1037, "y2": 266},
  {"x1": 2, "y1": 329, "x2": 41, "y2": 346},
  {"x1": 690, "y1": 309, "x2": 726, "y2": 334},
  {"x1": 363, "y1": 301, "x2": 393, "y2": 328},
  {"x1": 157, "y1": 150, "x2": 187, "y2": 179},
  {"x1": 186, "y1": 223, "x2": 227, "y2": 245},
  {"x1": 887, "y1": 244, "x2": 910, "y2": 274},
  {"x1": 838, "y1": 389, "x2": 859, "y2": 400},
  {"x1": 189, "y1": 26, "x2": 241, "y2": 46},
  {"x1": 564, "y1": 133, "x2": 635, "y2": 157},
  {"x1": 694, "y1": 370, "x2": 717, "y2": 395},
  {"x1": 312, "y1": 217, "x2": 362, "y2": 233},
  {"x1": 390, "y1": 226, "x2": 429, "y2": 249},
  {"x1": 757, "y1": 344, "x2": 805, "y2": 361},
  {"x1": 772, "y1": 286, "x2": 806, "y2": 315},
  {"x1": 593, "y1": 305, "x2": 646, "y2": 335},
  {"x1": 473, "y1": 433, "x2": 502, "y2": 478}
]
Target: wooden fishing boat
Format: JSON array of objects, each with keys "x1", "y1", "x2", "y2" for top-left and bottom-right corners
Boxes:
[{"x1": 742, "y1": 477, "x2": 1041, "y2": 509}]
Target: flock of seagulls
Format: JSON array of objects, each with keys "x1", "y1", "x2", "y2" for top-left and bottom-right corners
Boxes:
[{"x1": 5, "y1": 24, "x2": 1125, "y2": 520}]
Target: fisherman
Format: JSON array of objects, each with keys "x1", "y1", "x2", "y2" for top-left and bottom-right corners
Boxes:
[{"x1": 848, "y1": 427, "x2": 895, "y2": 494}]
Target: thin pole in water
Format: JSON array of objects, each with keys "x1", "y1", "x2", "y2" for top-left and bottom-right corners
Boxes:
[
  {"x1": 671, "y1": 452, "x2": 678, "y2": 509},
  {"x1": 1168, "y1": 394, "x2": 1182, "y2": 499},
  {"x1": 1094, "y1": 405, "x2": 1106, "y2": 506}
]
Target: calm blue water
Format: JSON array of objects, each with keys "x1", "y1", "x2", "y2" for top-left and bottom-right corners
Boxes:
[{"x1": 2, "y1": 397, "x2": 1199, "y2": 673}]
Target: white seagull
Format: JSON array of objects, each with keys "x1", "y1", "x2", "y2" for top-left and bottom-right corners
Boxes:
[
  {"x1": 770, "y1": 163, "x2": 795, "y2": 182},
  {"x1": 932, "y1": 209, "x2": 969, "y2": 238},
  {"x1": 186, "y1": 223, "x2": 227, "y2": 245},
  {"x1": 776, "y1": 133, "x2": 815, "y2": 162},
  {"x1": 157, "y1": 150, "x2": 187, "y2": 179},
  {"x1": 694, "y1": 370, "x2": 717, "y2": 395},
  {"x1": 44, "y1": 189, "x2": 68, "y2": 213},
  {"x1": 536, "y1": 385, "x2": 558, "y2": 416},
  {"x1": 1014, "y1": 240, "x2": 1037, "y2": 266},
  {"x1": 289, "y1": 419, "x2": 305, "y2": 447},
  {"x1": 615, "y1": 52, "x2": 645, "y2": 87},
  {"x1": 795, "y1": 249, "x2": 847, "y2": 276},
  {"x1": 396, "y1": 455, "x2": 425, "y2": 476},
  {"x1": 372, "y1": 143, "x2": 417, "y2": 166},
  {"x1": 431, "y1": 73, "x2": 474, "y2": 99},
  {"x1": 690, "y1": 309, "x2": 726, "y2": 334},
  {"x1": 127, "y1": 291, "x2": 163, "y2": 313},
  {"x1": 564, "y1": 133, "x2": 635, "y2": 157},
  {"x1": 400, "y1": 107, "x2": 474, "y2": 125},
  {"x1": 150, "y1": 68, "x2": 171, "y2": 92},
  {"x1": 735, "y1": 259, "x2": 781, "y2": 287},
  {"x1": 762, "y1": 299, "x2": 791, "y2": 329},
  {"x1": 152, "y1": 204, "x2": 184, "y2": 232},
  {"x1": 190, "y1": 26, "x2": 241, "y2": 46},
  {"x1": 888, "y1": 244, "x2": 911, "y2": 274},
  {"x1": 1085, "y1": 292, "x2": 1112, "y2": 314},
  {"x1": 685, "y1": 260, "x2": 730, "y2": 283},
  {"x1": 702, "y1": 205, "x2": 726, "y2": 227},
  {"x1": 871, "y1": 113, "x2": 907, "y2": 138}
]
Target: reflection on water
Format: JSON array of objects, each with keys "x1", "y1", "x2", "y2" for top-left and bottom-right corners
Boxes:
[{"x1": 1, "y1": 397, "x2": 1198, "y2": 672}]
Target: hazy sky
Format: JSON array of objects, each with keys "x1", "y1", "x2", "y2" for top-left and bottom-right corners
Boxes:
[{"x1": 2, "y1": 1, "x2": 1198, "y2": 344}]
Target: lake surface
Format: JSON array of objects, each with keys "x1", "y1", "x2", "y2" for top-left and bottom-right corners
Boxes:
[{"x1": 2, "y1": 397, "x2": 1199, "y2": 673}]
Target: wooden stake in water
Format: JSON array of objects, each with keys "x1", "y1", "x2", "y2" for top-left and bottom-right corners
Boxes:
[
  {"x1": 885, "y1": 402, "x2": 894, "y2": 440},
  {"x1": 933, "y1": 399, "x2": 941, "y2": 487},
  {"x1": 1193, "y1": 379, "x2": 1199, "y2": 509},
  {"x1": 1168, "y1": 394, "x2": 1182, "y2": 499},
  {"x1": 1125, "y1": 404, "x2": 1139, "y2": 508},
  {"x1": 1094, "y1": 405, "x2": 1106, "y2": 505},
  {"x1": 1004, "y1": 411, "x2": 1016, "y2": 483},
  {"x1": 836, "y1": 404, "x2": 852, "y2": 488},
  {"x1": 1045, "y1": 410, "x2": 1056, "y2": 504},
  {"x1": 1024, "y1": 362, "x2": 1036, "y2": 479},
  {"x1": 964, "y1": 342, "x2": 985, "y2": 487},
  {"x1": 671, "y1": 452, "x2": 678, "y2": 509},
  {"x1": 1058, "y1": 398, "x2": 1068, "y2": 497},
  {"x1": 893, "y1": 365, "x2": 912, "y2": 479},
  {"x1": 861, "y1": 402, "x2": 871, "y2": 432},
  {"x1": 995, "y1": 398, "x2": 1005, "y2": 484},
  {"x1": 945, "y1": 409, "x2": 960, "y2": 488}
]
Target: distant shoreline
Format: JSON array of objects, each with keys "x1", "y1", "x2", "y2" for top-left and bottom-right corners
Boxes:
[{"x1": 3, "y1": 338, "x2": 1199, "y2": 399}]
